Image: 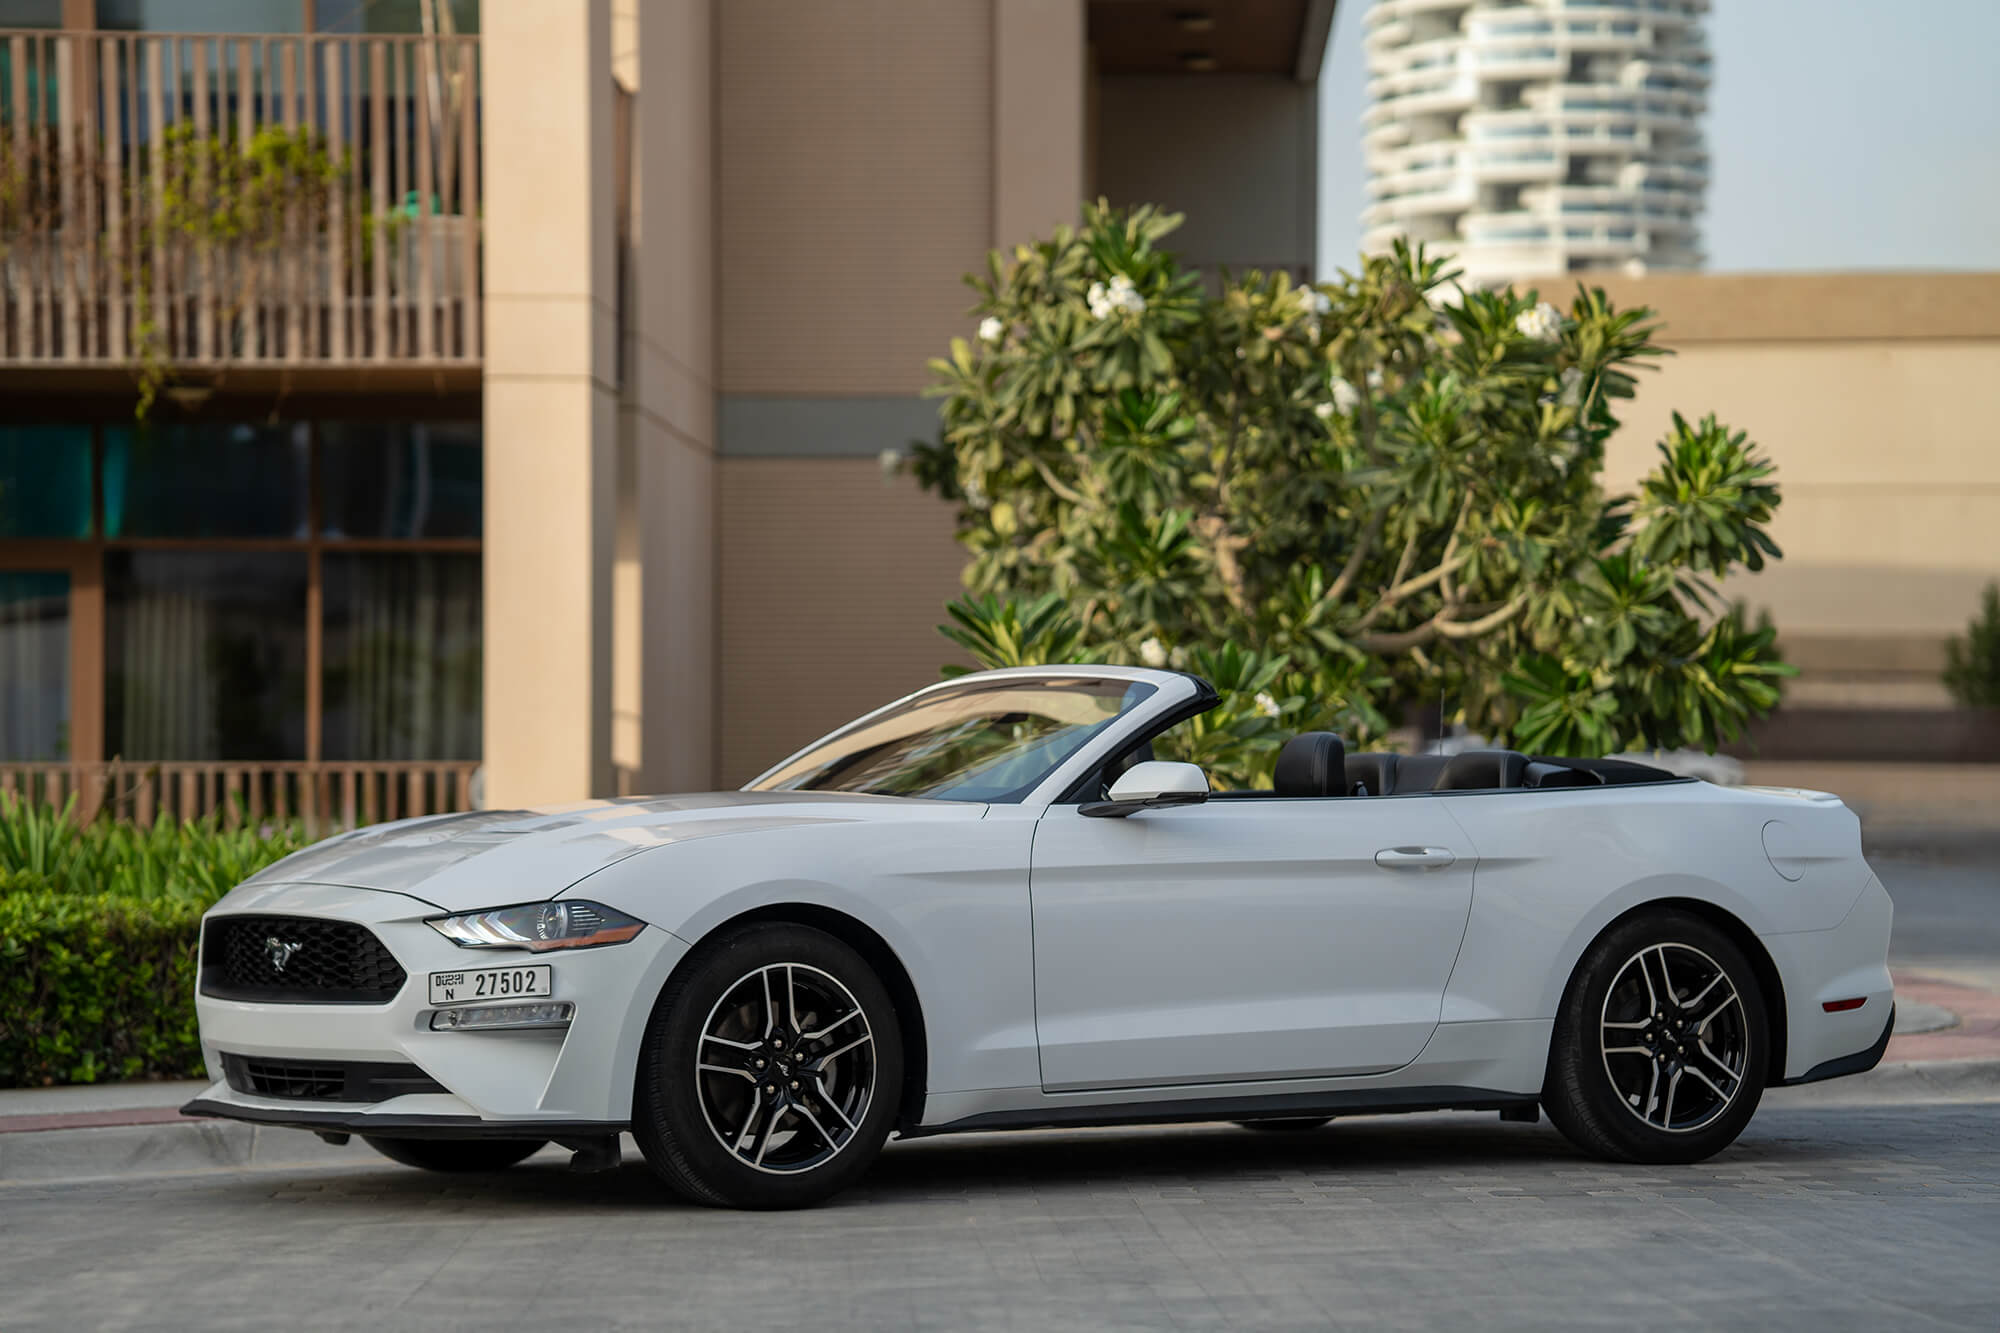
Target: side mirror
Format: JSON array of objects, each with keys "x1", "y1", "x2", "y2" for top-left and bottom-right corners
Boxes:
[{"x1": 1081, "y1": 760, "x2": 1211, "y2": 818}]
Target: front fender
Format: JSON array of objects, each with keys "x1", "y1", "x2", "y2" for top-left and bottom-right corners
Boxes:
[{"x1": 557, "y1": 815, "x2": 1042, "y2": 1098}]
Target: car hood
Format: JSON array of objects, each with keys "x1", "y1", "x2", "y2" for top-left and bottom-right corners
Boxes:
[{"x1": 238, "y1": 790, "x2": 985, "y2": 911}]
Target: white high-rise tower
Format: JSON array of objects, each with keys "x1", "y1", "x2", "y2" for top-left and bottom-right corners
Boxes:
[{"x1": 1361, "y1": 0, "x2": 1709, "y2": 287}]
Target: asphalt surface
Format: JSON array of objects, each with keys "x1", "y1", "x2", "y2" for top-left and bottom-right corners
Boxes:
[
  {"x1": 0, "y1": 854, "x2": 1992, "y2": 1331},
  {"x1": 4, "y1": 1101, "x2": 1996, "y2": 1332},
  {"x1": 1876, "y1": 854, "x2": 2000, "y2": 990}
]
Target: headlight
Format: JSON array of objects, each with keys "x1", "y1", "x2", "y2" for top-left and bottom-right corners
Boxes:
[{"x1": 425, "y1": 900, "x2": 644, "y2": 952}]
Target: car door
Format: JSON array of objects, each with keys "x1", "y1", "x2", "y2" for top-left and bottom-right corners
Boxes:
[{"x1": 1027, "y1": 794, "x2": 1477, "y2": 1092}]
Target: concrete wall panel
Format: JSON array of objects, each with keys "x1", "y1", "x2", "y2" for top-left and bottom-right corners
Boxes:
[
  {"x1": 717, "y1": 461, "x2": 967, "y2": 785},
  {"x1": 718, "y1": 0, "x2": 994, "y2": 395}
]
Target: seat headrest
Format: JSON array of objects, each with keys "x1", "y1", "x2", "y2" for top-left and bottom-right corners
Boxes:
[
  {"x1": 1432, "y1": 749, "x2": 1528, "y2": 791},
  {"x1": 1274, "y1": 732, "x2": 1348, "y2": 798},
  {"x1": 1345, "y1": 752, "x2": 1399, "y2": 797}
]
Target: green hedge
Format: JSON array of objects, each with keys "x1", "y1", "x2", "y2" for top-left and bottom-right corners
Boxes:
[
  {"x1": 0, "y1": 890, "x2": 211, "y2": 1086},
  {"x1": 0, "y1": 795, "x2": 310, "y2": 1087}
]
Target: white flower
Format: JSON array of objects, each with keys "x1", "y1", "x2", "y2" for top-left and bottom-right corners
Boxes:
[
  {"x1": 977, "y1": 316, "x2": 1004, "y2": 344},
  {"x1": 1306, "y1": 288, "x2": 1332, "y2": 316},
  {"x1": 877, "y1": 447, "x2": 902, "y2": 476},
  {"x1": 962, "y1": 471, "x2": 989, "y2": 510},
  {"x1": 1313, "y1": 401, "x2": 1336, "y2": 421},
  {"x1": 1515, "y1": 300, "x2": 1564, "y2": 342},
  {"x1": 1087, "y1": 272, "x2": 1145, "y2": 320},
  {"x1": 1253, "y1": 691, "x2": 1281, "y2": 719},
  {"x1": 1365, "y1": 367, "x2": 1384, "y2": 390},
  {"x1": 1330, "y1": 378, "x2": 1361, "y2": 412},
  {"x1": 1558, "y1": 365, "x2": 1584, "y2": 406},
  {"x1": 1137, "y1": 637, "x2": 1169, "y2": 668},
  {"x1": 1169, "y1": 645, "x2": 1189, "y2": 668}
]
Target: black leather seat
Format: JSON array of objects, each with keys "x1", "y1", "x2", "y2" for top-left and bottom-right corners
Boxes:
[
  {"x1": 1345, "y1": 752, "x2": 1399, "y2": 797},
  {"x1": 1386, "y1": 753, "x2": 1449, "y2": 794},
  {"x1": 1274, "y1": 732, "x2": 1347, "y2": 797},
  {"x1": 1432, "y1": 749, "x2": 1528, "y2": 791}
]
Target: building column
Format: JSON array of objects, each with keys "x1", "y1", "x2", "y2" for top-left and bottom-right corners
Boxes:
[
  {"x1": 608, "y1": 0, "x2": 719, "y2": 795},
  {"x1": 993, "y1": 0, "x2": 1086, "y2": 248},
  {"x1": 481, "y1": 0, "x2": 619, "y2": 806}
]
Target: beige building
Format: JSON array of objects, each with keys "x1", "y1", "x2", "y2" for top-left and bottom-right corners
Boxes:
[
  {"x1": 0, "y1": 3, "x2": 1989, "y2": 822},
  {"x1": 0, "y1": 0, "x2": 1336, "y2": 814}
]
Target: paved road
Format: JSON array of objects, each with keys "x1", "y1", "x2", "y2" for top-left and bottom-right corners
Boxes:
[
  {"x1": 1878, "y1": 855, "x2": 2000, "y2": 990},
  {"x1": 6, "y1": 1099, "x2": 1997, "y2": 1332}
]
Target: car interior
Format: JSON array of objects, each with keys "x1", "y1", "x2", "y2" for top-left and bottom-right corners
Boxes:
[{"x1": 1087, "y1": 730, "x2": 1679, "y2": 802}]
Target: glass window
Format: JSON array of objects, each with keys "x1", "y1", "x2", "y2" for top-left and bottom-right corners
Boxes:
[
  {"x1": 315, "y1": 0, "x2": 477, "y2": 33},
  {"x1": 105, "y1": 551, "x2": 307, "y2": 760},
  {"x1": 748, "y1": 678, "x2": 1157, "y2": 802},
  {"x1": 322, "y1": 552, "x2": 481, "y2": 760},
  {"x1": 96, "y1": 0, "x2": 304, "y2": 31},
  {"x1": 103, "y1": 422, "x2": 309, "y2": 539},
  {"x1": 320, "y1": 421, "x2": 481, "y2": 539},
  {"x1": 0, "y1": 426, "x2": 92, "y2": 539},
  {"x1": 0, "y1": 1, "x2": 62, "y2": 26},
  {"x1": 0, "y1": 571, "x2": 70, "y2": 761}
]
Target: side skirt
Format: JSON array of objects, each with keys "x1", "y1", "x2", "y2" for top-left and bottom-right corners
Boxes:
[{"x1": 901, "y1": 1084, "x2": 1536, "y2": 1138}]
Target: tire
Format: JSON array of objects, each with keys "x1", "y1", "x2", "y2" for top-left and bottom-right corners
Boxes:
[
  {"x1": 363, "y1": 1136, "x2": 546, "y2": 1172},
  {"x1": 1544, "y1": 909, "x2": 1769, "y2": 1165},
  {"x1": 633, "y1": 922, "x2": 903, "y2": 1209},
  {"x1": 1234, "y1": 1118, "x2": 1333, "y2": 1133}
]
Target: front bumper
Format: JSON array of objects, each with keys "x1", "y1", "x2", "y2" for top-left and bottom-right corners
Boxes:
[{"x1": 184, "y1": 881, "x2": 689, "y2": 1132}]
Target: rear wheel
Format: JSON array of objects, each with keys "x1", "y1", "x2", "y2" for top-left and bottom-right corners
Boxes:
[
  {"x1": 363, "y1": 1137, "x2": 546, "y2": 1172},
  {"x1": 633, "y1": 922, "x2": 902, "y2": 1209},
  {"x1": 1234, "y1": 1117, "x2": 1333, "y2": 1133},
  {"x1": 1544, "y1": 910, "x2": 1768, "y2": 1165}
]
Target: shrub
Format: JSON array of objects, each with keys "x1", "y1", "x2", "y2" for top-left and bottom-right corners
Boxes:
[
  {"x1": 912, "y1": 203, "x2": 1792, "y2": 782},
  {"x1": 1944, "y1": 581, "x2": 2000, "y2": 709},
  {"x1": 0, "y1": 891, "x2": 210, "y2": 1086},
  {"x1": 0, "y1": 795, "x2": 310, "y2": 1086}
]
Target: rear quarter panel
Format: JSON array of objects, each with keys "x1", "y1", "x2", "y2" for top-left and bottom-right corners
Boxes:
[{"x1": 1435, "y1": 781, "x2": 1870, "y2": 1024}]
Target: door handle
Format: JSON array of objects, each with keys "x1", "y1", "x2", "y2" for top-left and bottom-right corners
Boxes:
[{"x1": 1375, "y1": 846, "x2": 1456, "y2": 870}]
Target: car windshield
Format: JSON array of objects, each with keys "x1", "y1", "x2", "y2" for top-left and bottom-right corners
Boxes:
[{"x1": 746, "y1": 677, "x2": 1158, "y2": 802}]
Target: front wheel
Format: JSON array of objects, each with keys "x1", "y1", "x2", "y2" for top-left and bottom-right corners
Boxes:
[
  {"x1": 1544, "y1": 909, "x2": 1768, "y2": 1165},
  {"x1": 363, "y1": 1137, "x2": 546, "y2": 1172},
  {"x1": 633, "y1": 923, "x2": 903, "y2": 1209}
]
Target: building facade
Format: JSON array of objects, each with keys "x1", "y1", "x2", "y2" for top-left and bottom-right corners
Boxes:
[
  {"x1": 1361, "y1": 0, "x2": 1708, "y2": 286},
  {"x1": 0, "y1": 0, "x2": 1333, "y2": 815}
]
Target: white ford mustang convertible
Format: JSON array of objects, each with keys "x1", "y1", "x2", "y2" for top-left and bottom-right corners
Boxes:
[{"x1": 186, "y1": 667, "x2": 1895, "y2": 1208}]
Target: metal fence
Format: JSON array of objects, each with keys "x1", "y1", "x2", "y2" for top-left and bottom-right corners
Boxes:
[
  {"x1": 0, "y1": 29, "x2": 482, "y2": 366},
  {"x1": 0, "y1": 759, "x2": 480, "y2": 832}
]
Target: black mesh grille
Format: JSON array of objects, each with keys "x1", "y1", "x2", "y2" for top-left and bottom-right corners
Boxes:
[
  {"x1": 221, "y1": 1053, "x2": 446, "y2": 1102},
  {"x1": 201, "y1": 915, "x2": 408, "y2": 1004}
]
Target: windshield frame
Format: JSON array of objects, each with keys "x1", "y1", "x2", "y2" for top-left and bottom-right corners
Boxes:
[{"x1": 742, "y1": 668, "x2": 1207, "y2": 806}]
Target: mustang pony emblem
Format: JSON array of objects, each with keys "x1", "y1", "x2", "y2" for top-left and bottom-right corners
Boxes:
[{"x1": 265, "y1": 936, "x2": 303, "y2": 972}]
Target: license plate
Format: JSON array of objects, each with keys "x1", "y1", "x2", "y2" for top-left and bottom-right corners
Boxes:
[{"x1": 428, "y1": 965, "x2": 552, "y2": 1007}]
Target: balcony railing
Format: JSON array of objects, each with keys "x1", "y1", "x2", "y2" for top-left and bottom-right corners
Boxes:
[
  {"x1": 0, "y1": 759, "x2": 480, "y2": 833},
  {"x1": 0, "y1": 29, "x2": 481, "y2": 370}
]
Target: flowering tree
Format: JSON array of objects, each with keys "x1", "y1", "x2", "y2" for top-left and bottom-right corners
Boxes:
[{"x1": 908, "y1": 203, "x2": 1790, "y2": 786}]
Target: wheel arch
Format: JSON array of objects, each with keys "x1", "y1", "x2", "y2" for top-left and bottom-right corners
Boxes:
[
  {"x1": 665, "y1": 903, "x2": 932, "y2": 1134},
  {"x1": 1558, "y1": 896, "x2": 1789, "y2": 1085}
]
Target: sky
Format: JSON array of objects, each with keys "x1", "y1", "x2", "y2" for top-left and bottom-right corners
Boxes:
[{"x1": 1317, "y1": 0, "x2": 2000, "y2": 275}]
